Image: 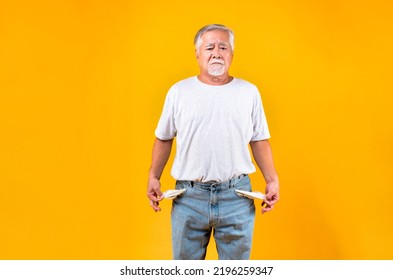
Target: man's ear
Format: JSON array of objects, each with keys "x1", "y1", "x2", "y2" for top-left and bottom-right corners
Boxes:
[{"x1": 195, "y1": 49, "x2": 199, "y2": 58}]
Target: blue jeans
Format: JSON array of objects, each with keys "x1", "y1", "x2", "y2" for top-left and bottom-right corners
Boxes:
[{"x1": 171, "y1": 174, "x2": 255, "y2": 260}]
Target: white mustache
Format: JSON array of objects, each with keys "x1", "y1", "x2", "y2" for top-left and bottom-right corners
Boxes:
[{"x1": 209, "y1": 59, "x2": 224, "y2": 65}]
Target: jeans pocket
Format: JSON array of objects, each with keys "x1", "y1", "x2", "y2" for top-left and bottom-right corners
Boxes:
[
  {"x1": 233, "y1": 177, "x2": 252, "y2": 198},
  {"x1": 175, "y1": 181, "x2": 189, "y2": 199}
]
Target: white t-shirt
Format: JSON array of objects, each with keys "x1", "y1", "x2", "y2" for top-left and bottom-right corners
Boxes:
[{"x1": 155, "y1": 76, "x2": 270, "y2": 182}]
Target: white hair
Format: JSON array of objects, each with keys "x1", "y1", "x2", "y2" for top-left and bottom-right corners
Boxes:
[{"x1": 194, "y1": 24, "x2": 235, "y2": 54}]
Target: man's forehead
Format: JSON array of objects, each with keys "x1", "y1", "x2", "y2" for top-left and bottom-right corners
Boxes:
[
  {"x1": 204, "y1": 41, "x2": 229, "y2": 46},
  {"x1": 201, "y1": 30, "x2": 230, "y2": 43}
]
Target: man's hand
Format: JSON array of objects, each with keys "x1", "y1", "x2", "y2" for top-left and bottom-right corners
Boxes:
[
  {"x1": 147, "y1": 138, "x2": 173, "y2": 212},
  {"x1": 249, "y1": 140, "x2": 279, "y2": 214},
  {"x1": 147, "y1": 178, "x2": 164, "y2": 212},
  {"x1": 262, "y1": 180, "x2": 279, "y2": 214}
]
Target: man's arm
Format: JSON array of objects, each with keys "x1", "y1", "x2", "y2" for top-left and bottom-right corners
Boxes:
[
  {"x1": 249, "y1": 139, "x2": 279, "y2": 214},
  {"x1": 147, "y1": 137, "x2": 174, "y2": 212}
]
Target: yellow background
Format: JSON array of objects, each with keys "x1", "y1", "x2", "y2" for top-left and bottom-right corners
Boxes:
[{"x1": 1, "y1": 0, "x2": 392, "y2": 259}]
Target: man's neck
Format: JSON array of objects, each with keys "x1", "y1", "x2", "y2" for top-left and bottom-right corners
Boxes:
[{"x1": 197, "y1": 74, "x2": 233, "y2": 86}]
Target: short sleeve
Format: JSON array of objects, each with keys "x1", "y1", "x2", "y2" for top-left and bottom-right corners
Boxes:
[
  {"x1": 251, "y1": 88, "x2": 270, "y2": 141},
  {"x1": 155, "y1": 86, "x2": 177, "y2": 140}
]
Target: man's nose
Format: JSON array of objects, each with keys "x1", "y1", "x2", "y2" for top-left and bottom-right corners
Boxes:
[{"x1": 212, "y1": 47, "x2": 222, "y2": 58}]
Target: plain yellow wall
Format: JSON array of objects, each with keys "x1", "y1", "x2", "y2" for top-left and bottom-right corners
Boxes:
[{"x1": 0, "y1": 0, "x2": 392, "y2": 259}]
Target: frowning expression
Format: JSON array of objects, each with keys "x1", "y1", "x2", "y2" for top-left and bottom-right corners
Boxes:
[{"x1": 196, "y1": 30, "x2": 233, "y2": 77}]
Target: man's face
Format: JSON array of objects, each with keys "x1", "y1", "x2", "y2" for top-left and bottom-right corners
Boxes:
[{"x1": 196, "y1": 30, "x2": 233, "y2": 77}]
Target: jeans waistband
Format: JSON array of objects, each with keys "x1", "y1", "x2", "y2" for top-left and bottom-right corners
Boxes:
[{"x1": 178, "y1": 174, "x2": 248, "y2": 189}]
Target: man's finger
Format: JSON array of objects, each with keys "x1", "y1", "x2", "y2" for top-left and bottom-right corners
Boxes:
[
  {"x1": 147, "y1": 192, "x2": 164, "y2": 202},
  {"x1": 265, "y1": 198, "x2": 278, "y2": 207},
  {"x1": 149, "y1": 200, "x2": 161, "y2": 212},
  {"x1": 265, "y1": 192, "x2": 279, "y2": 204},
  {"x1": 262, "y1": 204, "x2": 274, "y2": 214}
]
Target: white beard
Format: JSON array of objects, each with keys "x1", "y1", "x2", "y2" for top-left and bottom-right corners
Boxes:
[{"x1": 208, "y1": 64, "x2": 225, "y2": 76}]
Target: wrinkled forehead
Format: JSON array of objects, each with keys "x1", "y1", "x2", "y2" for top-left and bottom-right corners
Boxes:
[
  {"x1": 204, "y1": 41, "x2": 229, "y2": 48},
  {"x1": 201, "y1": 30, "x2": 230, "y2": 46}
]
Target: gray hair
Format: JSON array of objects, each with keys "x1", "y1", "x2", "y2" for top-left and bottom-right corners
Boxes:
[{"x1": 194, "y1": 24, "x2": 235, "y2": 54}]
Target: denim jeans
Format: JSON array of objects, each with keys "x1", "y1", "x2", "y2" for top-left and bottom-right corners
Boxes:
[{"x1": 171, "y1": 174, "x2": 255, "y2": 260}]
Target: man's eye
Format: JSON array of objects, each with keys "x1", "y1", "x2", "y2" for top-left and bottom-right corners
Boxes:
[
  {"x1": 220, "y1": 47, "x2": 227, "y2": 50},
  {"x1": 206, "y1": 48, "x2": 213, "y2": 50}
]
